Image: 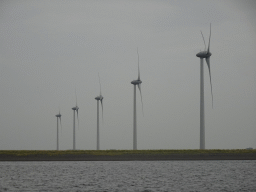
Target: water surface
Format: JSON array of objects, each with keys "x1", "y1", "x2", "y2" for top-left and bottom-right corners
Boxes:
[{"x1": 0, "y1": 161, "x2": 255, "y2": 191}]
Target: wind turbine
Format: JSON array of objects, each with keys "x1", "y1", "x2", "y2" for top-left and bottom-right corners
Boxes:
[
  {"x1": 55, "y1": 110, "x2": 62, "y2": 150},
  {"x1": 95, "y1": 73, "x2": 103, "y2": 150},
  {"x1": 72, "y1": 92, "x2": 79, "y2": 150},
  {"x1": 196, "y1": 24, "x2": 213, "y2": 149},
  {"x1": 131, "y1": 48, "x2": 144, "y2": 150}
]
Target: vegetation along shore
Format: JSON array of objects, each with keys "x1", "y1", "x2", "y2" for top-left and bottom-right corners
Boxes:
[{"x1": 0, "y1": 149, "x2": 255, "y2": 161}]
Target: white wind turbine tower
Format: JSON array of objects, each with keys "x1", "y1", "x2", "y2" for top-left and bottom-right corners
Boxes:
[
  {"x1": 131, "y1": 49, "x2": 144, "y2": 150},
  {"x1": 95, "y1": 73, "x2": 103, "y2": 150},
  {"x1": 72, "y1": 92, "x2": 79, "y2": 150},
  {"x1": 55, "y1": 110, "x2": 62, "y2": 150},
  {"x1": 196, "y1": 24, "x2": 213, "y2": 149}
]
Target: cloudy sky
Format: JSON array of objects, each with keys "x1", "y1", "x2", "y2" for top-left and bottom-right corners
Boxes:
[{"x1": 0, "y1": 0, "x2": 255, "y2": 150}]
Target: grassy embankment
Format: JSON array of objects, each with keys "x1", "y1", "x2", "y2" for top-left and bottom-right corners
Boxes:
[{"x1": 0, "y1": 149, "x2": 255, "y2": 157}]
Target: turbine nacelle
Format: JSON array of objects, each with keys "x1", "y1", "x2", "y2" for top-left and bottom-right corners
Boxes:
[
  {"x1": 196, "y1": 51, "x2": 212, "y2": 58},
  {"x1": 55, "y1": 114, "x2": 61, "y2": 118},
  {"x1": 72, "y1": 106, "x2": 79, "y2": 111},
  {"x1": 131, "y1": 79, "x2": 142, "y2": 85},
  {"x1": 95, "y1": 95, "x2": 103, "y2": 101}
]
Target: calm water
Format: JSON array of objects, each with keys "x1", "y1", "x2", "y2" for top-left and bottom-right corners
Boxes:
[{"x1": 0, "y1": 161, "x2": 255, "y2": 192}]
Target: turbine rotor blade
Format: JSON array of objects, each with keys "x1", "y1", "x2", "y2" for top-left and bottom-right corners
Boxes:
[
  {"x1": 137, "y1": 84, "x2": 144, "y2": 116},
  {"x1": 58, "y1": 108, "x2": 62, "y2": 134},
  {"x1": 75, "y1": 88, "x2": 78, "y2": 107},
  {"x1": 200, "y1": 30, "x2": 206, "y2": 51},
  {"x1": 59, "y1": 116, "x2": 62, "y2": 134},
  {"x1": 100, "y1": 99, "x2": 103, "y2": 123},
  {"x1": 205, "y1": 57, "x2": 213, "y2": 108},
  {"x1": 76, "y1": 109, "x2": 79, "y2": 129},
  {"x1": 137, "y1": 47, "x2": 140, "y2": 80},
  {"x1": 98, "y1": 72, "x2": 102, "y2": 96},
  {"x1": 207, "y1": 23, "x2": 211, "y2": 53}
]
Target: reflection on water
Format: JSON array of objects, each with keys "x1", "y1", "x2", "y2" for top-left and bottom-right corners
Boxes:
[{"x1": 0, "y1": 161, "x2": 256, "y2": 191}]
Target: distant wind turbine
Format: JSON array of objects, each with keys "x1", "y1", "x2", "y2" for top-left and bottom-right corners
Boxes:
[
  {"x1": 95, "y1": 73, "x2": 103, "y2": 150},
  {"x1": 131, "y1": 48, "x2": 144, "y2": 150},
  {"x1": 196, "y1": 24, "x2": 213, "y2": 149},
  {"x1": 55, "y1": 110, "x2": 62, "y2": 150},
  {"x1": 72, "y1": 91, "x2": 79, "y2": 150}
]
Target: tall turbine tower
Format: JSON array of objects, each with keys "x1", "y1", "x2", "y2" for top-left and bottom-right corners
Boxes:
[
  {"x1": 95, "y1": 73, "x2": 103, "y2": 150},
  {"x1": 72, "y1": 93, "x2": 79, "y2": 150},
  {"x1": 55, "y1": 111, "x2": 62, "y2": 150},
  {"x1": 131, "y1": 49, "x2": 144, "y2": 150},
  {"x1": 196, "y1": 24, "x2": 213, "y2": 149}
]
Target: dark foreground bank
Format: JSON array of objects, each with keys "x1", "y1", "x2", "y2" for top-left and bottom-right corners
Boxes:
[{"x1": 1, "y1": 150, "x2": 256, "y2": 161}]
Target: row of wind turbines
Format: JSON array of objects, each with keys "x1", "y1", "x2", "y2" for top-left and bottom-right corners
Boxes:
[{"x1": 55, "y1": 24, "x2": 213, "y2": 150}]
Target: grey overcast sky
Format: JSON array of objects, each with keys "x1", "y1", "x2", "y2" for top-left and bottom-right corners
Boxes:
[{"x1": 0, "y1": 0, "x2": 255, "y2": 150}]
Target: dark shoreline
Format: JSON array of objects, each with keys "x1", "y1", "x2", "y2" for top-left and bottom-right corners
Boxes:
[{"x1": 1, "y1": 153, "x2": 256, "y2": 161}]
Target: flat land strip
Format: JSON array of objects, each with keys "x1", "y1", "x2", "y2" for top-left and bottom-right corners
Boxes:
[{"x1": 0, "y1": 150, "x2": 255, "y2": 161}]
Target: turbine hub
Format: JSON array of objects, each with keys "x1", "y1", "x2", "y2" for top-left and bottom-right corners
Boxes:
[
  {"x1": 95, "y1": 95, "x2": 104, "y2": 100},
  {"x1": 131, "y1": 80, "x2": 142, "y2": 85},
  {"x1": 196, "y1": 51, "x2": 212, "y2": 58},
  {"x1": 72, "y1": 107, "x2": 78, "y2": 110}
]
